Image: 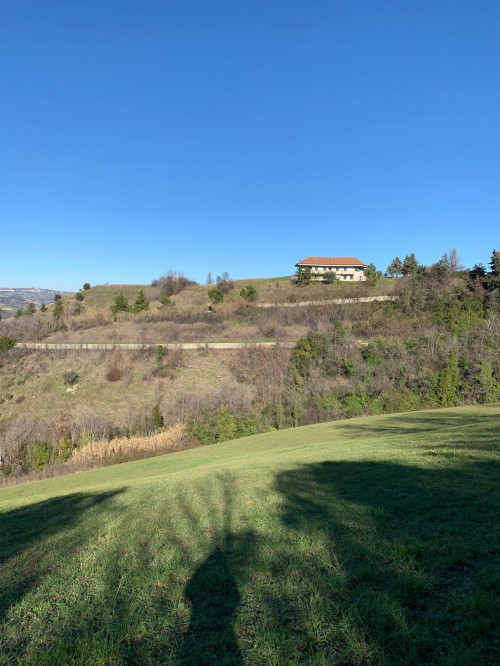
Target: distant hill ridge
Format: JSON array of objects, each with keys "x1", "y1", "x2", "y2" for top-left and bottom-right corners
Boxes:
[{"x1": 0, "y1": 287, "x2": 69, "y2": 316}]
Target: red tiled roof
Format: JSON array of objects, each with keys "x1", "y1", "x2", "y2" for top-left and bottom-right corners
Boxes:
[{"x1": 296, "y1": 256, "x2": 367, "y2": 267}]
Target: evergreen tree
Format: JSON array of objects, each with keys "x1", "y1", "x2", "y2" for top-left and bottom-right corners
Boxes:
[
  {"x1": 469, "y1": 263, "x2": 486, "y2": 280},
  {"x1": 402, "y1": 253, "x2": 419, "y2": 277},
  {"x1": 296, "y1": 266, "x2": 312, "y2": 285},
  {"x1": 386, "y1": 257, "x2": 403, "y2": 277},
  {"x1": 83, "y1": 283, "x2": 91, "y2": 290},
  {"x1": 152, "y1": 404, "x2": 164, "y2": 432},
  {"x1": 240, "y1": 285, "x2": 258, "y2": 302},
  {"x1": 437, "y1": 349, "x2": 460, "y2": 406},
  {"x1": 476, "y1": 360, "x2": 500, "y2": 404},
  {"x1": 111, "y1": 293, "x2": 130, "y2": 317},
  {"x1": 132, "y1": 290, "x2": 150, "y2": 313},
  {"x1": 53, "y1": 299, "x2": 64, "y2": 321},
  {"x1": 216, "y1": 405, "x2": 237, "y2": 442},
  {"x1": 0, "y1": 336, "x2": 16, "y2": 354},
  {"x1": 364, "y1": 263, "x2": 380, "y2": 286},
  {"x1": 208, "y1": 287, "x2": 224, "y2": 305},
  {"x1": 156, "y1": 345, "x2": 165, "y2": 365},
  {"x1": 489, "y1": 249, "x2": 500, "y2": 277},
  {"x1": 40, "y1": 303, "x2": 47, "y2": 312},
  {"x1": 75, "y1": 292, "x2": 84, "y2": 301}
]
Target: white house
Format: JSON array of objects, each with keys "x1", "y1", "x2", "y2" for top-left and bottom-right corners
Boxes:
[{"x1": 296, "y1": 256, "x2": 367, "y2": 281}]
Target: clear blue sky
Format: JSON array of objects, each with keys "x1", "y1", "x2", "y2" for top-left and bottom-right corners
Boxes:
[{"x1": 1, "y1": 1, "x2": 499, "y2": 290}]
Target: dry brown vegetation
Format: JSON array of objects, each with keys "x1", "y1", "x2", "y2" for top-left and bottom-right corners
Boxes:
[
  {"x1": 0, "y1": 276, "x2": 397, "y2": 344},
  {"x1": 70, "y1": 423, "x2": 188, "y2": 463}
]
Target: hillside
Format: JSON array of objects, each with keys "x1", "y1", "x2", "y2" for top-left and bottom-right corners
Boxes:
[
  {"x1": 0, "y1": 276, "x2": 397, "y2": 345},
  {"x1": 1, "y1": 406, "x2": 498, "y2": 664},
  {"x1": 1, "y1": 267, "x2": 499, "y2": 482},
  {"x1": 0, "y1": 287, "x2": 68, "y2": 319}
]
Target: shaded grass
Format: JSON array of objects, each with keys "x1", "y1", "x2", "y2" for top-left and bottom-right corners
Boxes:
[{"x1": 0, "y1": 405, "x2": 499, "y2": 664}]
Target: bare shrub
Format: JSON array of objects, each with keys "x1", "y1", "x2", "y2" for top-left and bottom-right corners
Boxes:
[
  {"x1": 150, "y1": 366, "x2": 175, "y2": 380},
  {"x1": 165, "y1": 380, "x2": 253, "y2": 423},
  {"x1": 63, "y1": 370, "x2": 79, "y2": 386},
  {"x1": 228, "y1": 347, "x2": 290, "y2": 384},
  {"x1": 106, "y1": 365, "x2": 123, "y2": 382},
  {"x1": 151, "y1": 270, "x2": 197, "y2": 300},
  {"x1": 259, "y1": 322, "x2": 285, "y2": 339},
  {"x1": 166, "y1": 348, "x2": 184, "y2": 371}
]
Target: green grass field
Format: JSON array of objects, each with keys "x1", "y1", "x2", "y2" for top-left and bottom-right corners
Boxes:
[{"x1": 1, "y1": 405, "x2": 499, "y2": 665}]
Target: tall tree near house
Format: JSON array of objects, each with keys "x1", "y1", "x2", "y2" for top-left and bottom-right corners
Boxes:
[
  {"x1": 296, "y1": 266, "x2": 312, "y2": 285},
  {"x1": 386, "y1": 257, "x2": 403, "y2": 277},
  {"x1": 402, "y1": 253, "x2": 419, "y2": 277},
  {"x1": 364, "y1": 263, "x2": 380, "y2": 286}
]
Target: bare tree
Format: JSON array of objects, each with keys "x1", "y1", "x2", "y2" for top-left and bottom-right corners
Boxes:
[
  {"x1": 206, "y1": 272, "x2": 213, "y2": 285},
  {"x1": 449, "y1": 247, "x2": 464, "y2": 273}
]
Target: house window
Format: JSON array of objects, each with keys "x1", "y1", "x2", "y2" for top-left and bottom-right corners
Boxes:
[
  {"x1": 335, "y1": 267, "x2": 339, "y2": 271},
  {"x1": 344, "y1": 267, "x2": 347, "y2": 271}
]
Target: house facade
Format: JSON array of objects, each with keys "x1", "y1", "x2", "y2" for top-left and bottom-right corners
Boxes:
[{"x1": 296, "y1": 256, "x2": 367, "y2": 282}]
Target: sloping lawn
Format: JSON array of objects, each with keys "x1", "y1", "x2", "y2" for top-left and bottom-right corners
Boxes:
[{"x1": 1, "y1": 405, "x2": 499, "y2": 664}]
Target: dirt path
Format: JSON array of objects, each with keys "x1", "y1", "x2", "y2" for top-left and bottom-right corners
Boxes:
[
  {"x1": 256, "y1": 295, "x2": 398, "y2": 308},
  {"x1": 16, "y1": 341, "x2": 297, "y2": 351}
]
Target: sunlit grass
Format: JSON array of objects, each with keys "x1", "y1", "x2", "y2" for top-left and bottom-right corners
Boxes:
[{"x1": 1, "y1": 405, "x2": 499, "y2": 664}]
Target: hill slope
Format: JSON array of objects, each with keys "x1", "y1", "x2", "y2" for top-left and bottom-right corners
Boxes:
[
  {"x1": 0, "y1": 287, "x2": 68, "y2": 319},
  {"x1": 1, "y1": 405, "x2": 499, "y2": 664}
]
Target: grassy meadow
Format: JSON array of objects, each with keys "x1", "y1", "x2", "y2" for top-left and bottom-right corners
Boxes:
[{"x1": 1, "y1": 405, "x2": 499, "y2": 664}]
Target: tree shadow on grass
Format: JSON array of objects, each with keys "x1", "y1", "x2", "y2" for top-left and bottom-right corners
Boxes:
[
  {"x1": 170, "y1": 473, "x2": 256, "y2": 665},
  {"x1": 180, "y1": 529, "x2": 255, "y2": 665},
  {"x1": 0, "y1": 474, "x2": 257, "y2": 665},
  {"x1": 0, "y1": 490, "x2": 125, "y2": 632},
  {"x1": 274, "y1": 458, "x2": 499, "y2": 664},
  {"x1": 327, "y1": 409, "x2": 500, "y2": 451}
]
